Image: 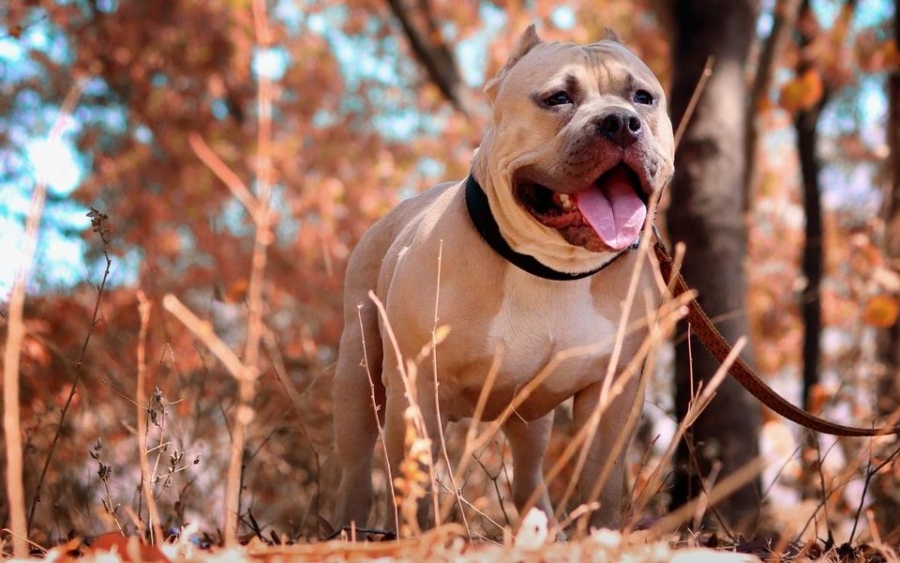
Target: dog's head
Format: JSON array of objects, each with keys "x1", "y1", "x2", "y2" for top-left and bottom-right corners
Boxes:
[{"x1": 474, "y1": 26, "x2": 674, "y2": 268}]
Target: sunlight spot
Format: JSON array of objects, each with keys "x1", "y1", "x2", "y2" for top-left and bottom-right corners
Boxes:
[
  {"x1": 26, "y1": 138, "x2": 82, "y2": 196},
  {"x1": 134, "y1": 124, "x2": 153, "y2": 144},
  {"x1": 96, "y1": 0, "x2": 118, "y2": 13},
  {"x1": 551, "y1": 6, "x2": 576, "y2": 30},
  {"x1": 0, "y1": 37, "x2": 24, "y2": 61},
  {"x1": 252, "y1": 47, "x2": 289, "y2": 81},
  {"x1": 457, "y1": 4, "x2": 507, "y2": 87}
]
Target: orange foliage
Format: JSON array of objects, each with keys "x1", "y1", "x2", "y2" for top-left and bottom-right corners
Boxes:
[
  {"x1": 779, "y1": 69, "x2": 824, "y2": 112},
  {"x1": 863, "y1": 295, "x2": 900, "y2": 328}
]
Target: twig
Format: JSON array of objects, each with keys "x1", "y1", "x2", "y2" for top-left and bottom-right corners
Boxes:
[
  {"x1": 534, "y1": 291, "x2": 693, "y2": 528},
  {"x1": 761, "y1": 442, "x2": 803, "y2": 501},
  {"x1": 90, "y1": 439, "x2": 124, "y2": 534},
  {"x1": 28, "y1": 211, "x2": 111, "y2": 535},
  {"x1": 161, "y1": 292, "x2": 260, "y2": 545},
  {"x1": 5, "y1": 81, "x2": 86, "y2": 556},
  {"x1": 647, "y1": 457, "x2": 767, "y2": 537},
  {"x1": 221, "y1": 0, "x2": 276, "y2": 546},
  {"x1": 366, "y1": 291, "x2": 435, "y2": 535},
  {"x1": 557, "y1": 205, "x2": 662, "y2": 525},
  {"x1": 743, "y1": 0, "x2": 801, "y2": 214},
  {"x1": 136, "y1": 291, "x2": 163, "y2": 545},
  {"x1": 162, "y1": 296, "x2": 248, "y2": 380},
  {"x1": 188, "y1": 133, "x2": 261, "y2": 218},
  {"x1": 471, "y1": 446, "x2": 512, "y2": 529},
  {"x1": 673, "y1": 56, "x2": 714, "y2": 150},
  {"x1": 435, "y1": 479, "x2": 508, "y2": 536},
  {"x1": 850, "y1": 440, "x2": 900, "y2": 543},
  {"x1": 448, "y1": 347, "x2": 503, "y2": 514},
  {"x1": 794, "y1": 438, "x2": 848, "y2": 541},
  {"x1": 632, "y1": 337, "x2": 748, "y2": 516},
  {"x1": 356, "y1": 304, "x2": 400, "y2": 535},
  {"x1": 428, "y1": 240, "x2": 470, "y2": 537}
]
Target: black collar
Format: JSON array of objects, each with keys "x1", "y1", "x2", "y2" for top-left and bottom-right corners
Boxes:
[{"x1": 464, "y1": 174, "x2": 635, "y2": 281}]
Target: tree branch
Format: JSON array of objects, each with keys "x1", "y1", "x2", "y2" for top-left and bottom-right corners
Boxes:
[
  {"x1": 743, "y1": 0, "x2": 801, "y2": 215},
  {"x1": 385, "y1": 0, "x2": 470, "y2": 114}
]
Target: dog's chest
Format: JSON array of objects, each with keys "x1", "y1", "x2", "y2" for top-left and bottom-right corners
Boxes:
[{"x1": 485, "y1": 271, "x2": 617, "y2": 387}]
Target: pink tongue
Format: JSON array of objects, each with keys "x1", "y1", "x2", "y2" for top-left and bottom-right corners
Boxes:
[{"x1": 574, "y1": 171, "x2": 646, "y2": 251}]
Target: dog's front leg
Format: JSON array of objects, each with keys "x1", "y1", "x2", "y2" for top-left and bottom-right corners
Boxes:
[
  {"x1": 572, "y1": 375, "x2": 642, "y2": 530},
  {"x1": 333, "y1": 315, "x2": 385, "y2": 531},
  {"x1": 382, "y1": 372, "x2": 445, "y2": 534},
  {"x1": 505, "y1": 412, "x2": 554, "y2": 522}
]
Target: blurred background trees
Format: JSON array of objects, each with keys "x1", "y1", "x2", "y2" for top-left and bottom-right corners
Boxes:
[
  {"x1": 1, "y1": 0, "x2": 899, "y2": 548},
  {"x1": 666, "y1": 0, "x2": 762, "y2": 533}
]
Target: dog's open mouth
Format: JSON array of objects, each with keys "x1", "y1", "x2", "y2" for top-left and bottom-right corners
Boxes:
[{"x1": 515, "y1": 164, "x2": 649, "y2": 251}]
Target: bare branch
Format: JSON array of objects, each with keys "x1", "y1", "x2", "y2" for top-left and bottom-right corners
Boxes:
[
  {"x1": 385, "y1": 0, "x2": 470, "y2": 114},
  {"x1": 136, "y1": 291, "x2": 164, "y2": 545},
  {"x1": 6, "y1": 81, "x2": 86, "y2": 557},
  {"x1": 188, "y1": 132, "x2": 262, "y2": 218},
  {"x1": 161, "y1": 295, "x2": 249, "y2": 381},
  {"x1": 743, "y1": 0, "x2": 802, "y2": 215},
  {"x1": 674, "y1": 57, "x2": 715, "y2": 150}
]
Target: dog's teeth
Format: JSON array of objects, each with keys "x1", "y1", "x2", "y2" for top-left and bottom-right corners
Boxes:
[{"x1": 558, "y1": 194, "x2": 573, "y2": 209}]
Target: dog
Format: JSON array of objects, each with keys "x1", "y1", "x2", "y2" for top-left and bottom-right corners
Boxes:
[{"x1": 332, "y1": 25, "x2": 675, "y2": 534}]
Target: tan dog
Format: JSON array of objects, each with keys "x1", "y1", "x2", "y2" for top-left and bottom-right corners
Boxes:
[{"x1": 332, "y1": 26, "x2": 675, "y2": 533}]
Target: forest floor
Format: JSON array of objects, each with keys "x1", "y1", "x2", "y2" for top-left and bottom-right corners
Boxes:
[{"x1": 15, "y1": 519, "x2": 899, "y2": 562}]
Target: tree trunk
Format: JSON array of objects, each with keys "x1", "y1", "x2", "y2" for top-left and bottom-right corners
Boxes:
[
  {"x1": 871, "y1": 0, "x2": 900, "y2": 541},
  {"x1": 876, "y1": 0, "x2": 900, "y2": 423},
  {"x1": 796, "y1": 99, "x2": 826, "y2": 412},
  {"x1": 667, "y1": 0, "x2": 762, "y2": 533}
]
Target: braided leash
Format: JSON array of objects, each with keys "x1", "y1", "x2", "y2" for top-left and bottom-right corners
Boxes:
[{"x1": 652, "y1": 237, "x2": 899, "y2": 437}]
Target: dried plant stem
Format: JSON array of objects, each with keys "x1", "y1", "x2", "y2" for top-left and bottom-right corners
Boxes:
[
  {"x1": 794, "y1": 409, "x2": 900, "y2": 543},
  {"x1": 3, "y1": 83, "x2": 86, "y2": 556},
  {"x1": 366, "y1": 290, "x2": 436, "y2": 535},
  {"x1": 162, "y1": 296, "x2": 247, "y2": 376},
  {"x1": 446, "y1": 349, "x2": 503, "y2": 524},
  {"x1": 217, "y1": 0, "x2": 275, "y2": 546},
  {"x1": 851, "y1": 430, "x2": 900, "y2": 542},
  {"x1": 188, "y1": 133, "x2": 261, "y2": 218},
  {"x1": 4, "y1": 183, "x2": 47, "y2": 550},
  {"x1": 540, "y1": 294, "x2": 691, "y2": 528},
  {"x1": 673, "y1": 56, "x2": 714, "y2": 150},
  {"x1": 161, "y1": 292, "x2": 260, "y2": 546},
  {"x1": 429, "y1": 241, "x2": 470, "y2": 537},
  {"x1": 29, "y1": 217, "x2": 110, "y2": 535},
  {"x1": 632, "y1": 337, "x2": 749, "y2": 517},
  {"x1": 136, "y1": 291, "x2": 163, "y2": 545},
  {"x1": 647, "y1": 456, "x2": 767, "y2": 537},
  {"x1": 356, "y1": 305, "x2": 400, "y2": 532},
  {"x1": 555, "y1": 211, "x2": 659, "y2": 521},
  {"x1": 170, "y1": 0, "x2": 276, "y2": 545}
]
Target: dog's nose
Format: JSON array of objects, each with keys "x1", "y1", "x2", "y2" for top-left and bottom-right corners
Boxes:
[{"x1": 596, "y1": 110, "x2": 642, "y2": 147}]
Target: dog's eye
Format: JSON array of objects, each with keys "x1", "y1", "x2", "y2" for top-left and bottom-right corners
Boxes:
[
  {"x1": 633, "y1": 89, "x2": 655, "y2": 105},
  {"x1": 544, "y1": 92, "x2": 573, "y2": 107}
]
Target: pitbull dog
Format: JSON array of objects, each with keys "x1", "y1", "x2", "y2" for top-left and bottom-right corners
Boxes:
[{"x1": 332, "y1": 26, "x2": 675, "y2": 533}]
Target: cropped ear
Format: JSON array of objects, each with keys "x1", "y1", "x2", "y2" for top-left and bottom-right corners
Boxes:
[
  {"x1": 603, "y1": 27, "x2": 622, "y2": 43},
  {"x1": 484, "y1": 24, "x2": 542, "y2": 102}
]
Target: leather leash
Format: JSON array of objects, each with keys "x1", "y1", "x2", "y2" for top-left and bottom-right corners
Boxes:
[{"x1": 652, "y1": 237, "x2": 899, "y2": 437}]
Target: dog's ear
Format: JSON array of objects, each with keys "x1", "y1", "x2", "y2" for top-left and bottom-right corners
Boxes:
[
  {"x1": 603, "y1": 27, "x2": 622, "y2": 43},
  {"x1": 484, "y1": 24, "x2": 542, "y2": 101},
  {"x1": 509, "y1": 24, "x2": 542, "y2": 61}
]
